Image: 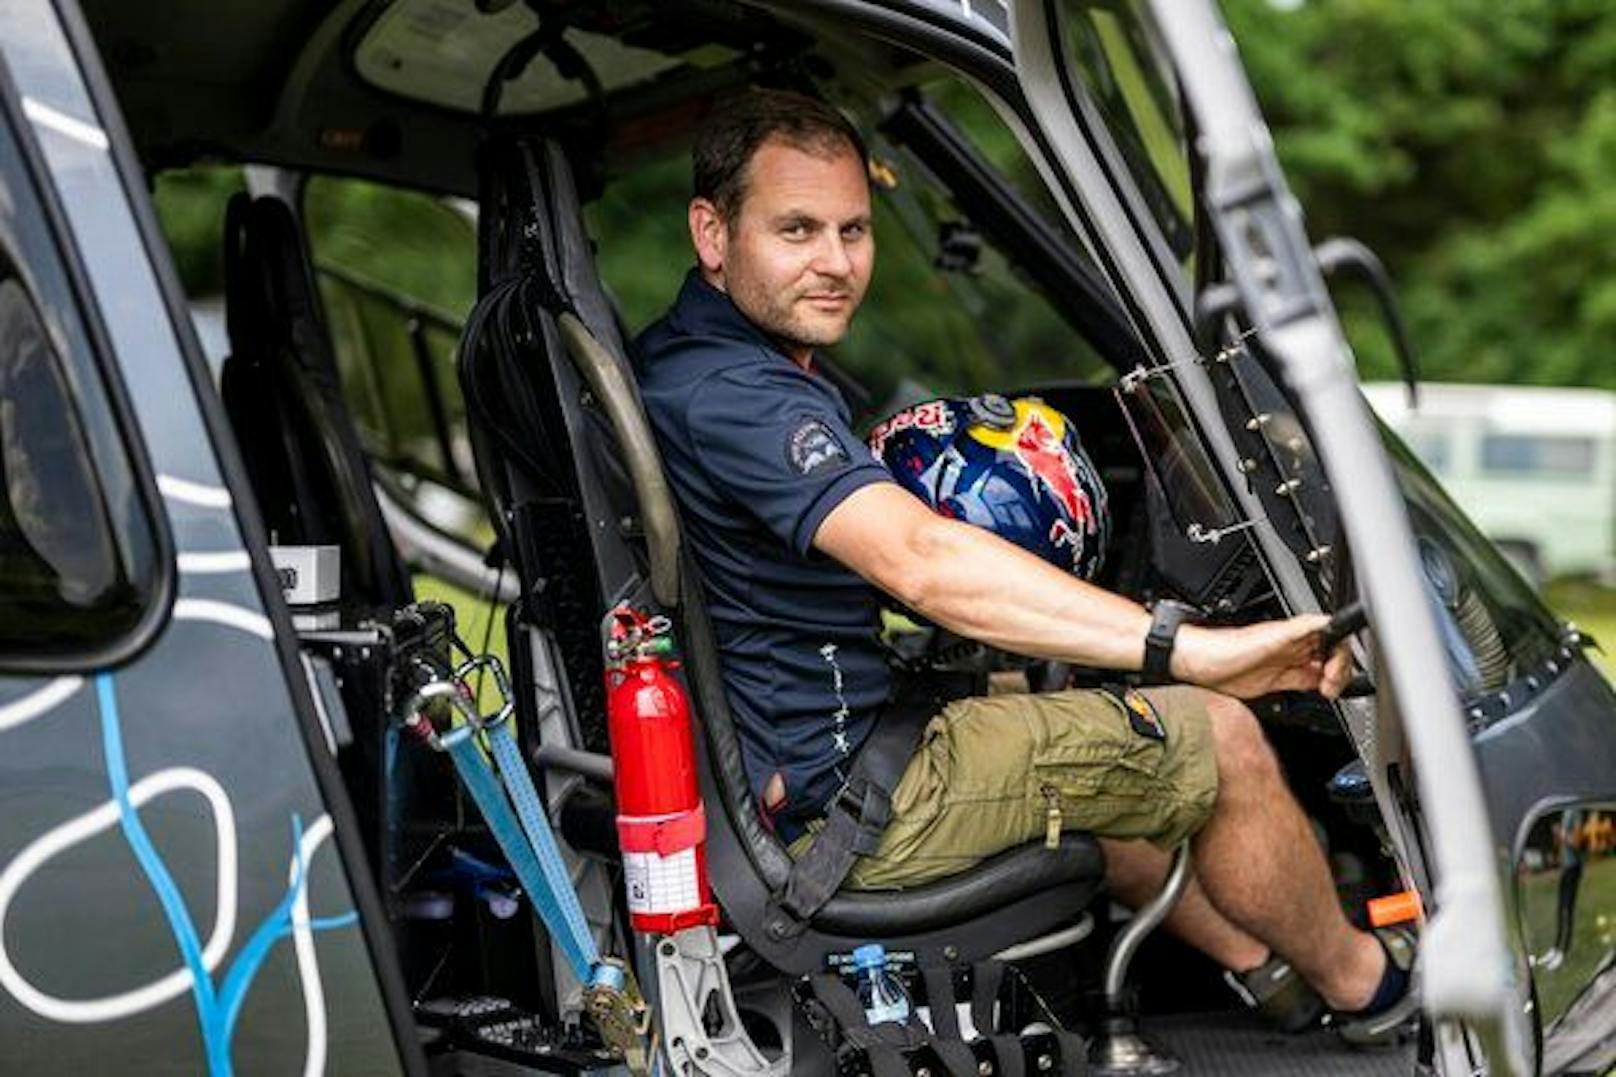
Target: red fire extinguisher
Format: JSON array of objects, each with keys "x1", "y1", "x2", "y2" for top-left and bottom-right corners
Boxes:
[{"x1": 603, "y1": 606, "x2": 718, "y2": 933}]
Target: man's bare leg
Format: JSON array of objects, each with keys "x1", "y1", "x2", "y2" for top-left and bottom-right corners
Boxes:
[
  {"x1": 1186, "y1": 693, "x2": 1386, "y2": 1011},
  {"x1": 1100, "y1": 839, "x2": 1267, "y2": 974}
]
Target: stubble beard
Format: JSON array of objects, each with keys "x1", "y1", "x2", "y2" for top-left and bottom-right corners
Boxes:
[{"x1": 728, "y1": 274, "x2": 858, "y2": 355}]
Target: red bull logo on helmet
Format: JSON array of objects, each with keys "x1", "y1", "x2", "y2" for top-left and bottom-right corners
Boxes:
[
  {"x1": 1013, "y1": 409, "x2": 1096, "y2": 534},
  {"x1": 867, "y1": 399, "x2": 954, "y2": 460},
  {"x1": 873, "y1": 395, "x2": 1110, "y2": 581}
]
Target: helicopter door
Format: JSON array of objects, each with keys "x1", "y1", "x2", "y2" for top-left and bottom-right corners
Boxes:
[
  {"x1": 0, "y1": 3, "x2": 419, "y2": 1072},
  {"x1": 1004, "y1": 1, "x2": 1527, "y2": 1072}
]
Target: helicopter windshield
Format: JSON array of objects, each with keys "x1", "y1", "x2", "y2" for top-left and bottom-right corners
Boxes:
[{"x1": 1381, "y1": 428, "x2": 1568, "y2": 707}]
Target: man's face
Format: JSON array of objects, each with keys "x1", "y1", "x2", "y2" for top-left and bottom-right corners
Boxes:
[{"x1": 690, "y1": 138, "x2": 873, "y2": 363}]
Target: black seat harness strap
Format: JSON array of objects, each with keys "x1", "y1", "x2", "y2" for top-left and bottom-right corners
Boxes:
[
  {"x1": 805, "y1": 961, "x2": 1083, "y2": 1076},
  {"x1": 991, "y1": 1033, "x2": 1029, "y2": 1077},
  {"x1": 770, "y1": 693, "x2": 934, "y2": 934},
  {"x1": 921, "y1": 964, "x2": 989, "y2": 1077},
  {"x1": 970, "y1": 961, "x2": 1004, "y2": 1042},
  {"x1": 963, "y1": 961, "x2": 1029, "y2": 1077}
]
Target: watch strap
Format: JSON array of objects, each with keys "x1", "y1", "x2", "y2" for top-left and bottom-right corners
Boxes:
[{"x1": 1143, "y1": 600, "x2": 1197, "y2": 681}]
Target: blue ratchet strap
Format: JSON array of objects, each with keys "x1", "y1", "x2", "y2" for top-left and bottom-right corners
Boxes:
[
  {"x1": 407, "y1": 668, "x2": 601, "y2": 984},
  {"x1": 455, "y1": 654, "x2": 599, "y2": 968},
  {"x1": 485, "y1": 719, "x2": 598, "y2": 965}
]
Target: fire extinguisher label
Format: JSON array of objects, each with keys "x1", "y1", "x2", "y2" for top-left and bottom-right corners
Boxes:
[{"x1": 622, "y1": 848, "x2": 702, "y2": 914}]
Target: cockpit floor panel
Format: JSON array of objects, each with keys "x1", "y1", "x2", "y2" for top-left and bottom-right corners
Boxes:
[{"x1": 1140, "y1": 1010, "x2": 1416, "y2": 1075}]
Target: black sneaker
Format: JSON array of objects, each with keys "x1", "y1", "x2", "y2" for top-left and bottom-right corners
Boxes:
[
  {"x1": 1331, "y1": 928, "x2": 1419, "y2": 1047},
  {"x1": 1224, "y1": 954, "x2": 1324, "y2": 1033}
]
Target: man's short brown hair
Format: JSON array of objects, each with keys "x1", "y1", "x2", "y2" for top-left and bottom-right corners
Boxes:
[{"x1": 693, "y1": 87, "x2": 868, "y2": 224}]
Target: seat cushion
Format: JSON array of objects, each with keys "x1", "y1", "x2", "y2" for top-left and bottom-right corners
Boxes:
[{"x1": 812, "y1": 832, "x2": 1103, "y2": 936}]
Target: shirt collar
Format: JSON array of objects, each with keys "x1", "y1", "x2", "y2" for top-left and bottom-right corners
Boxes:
[{"x1": 669, "y1": 268, "x2": 803, "y2": 366}]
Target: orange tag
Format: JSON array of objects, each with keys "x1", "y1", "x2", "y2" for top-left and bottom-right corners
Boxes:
[
  {"x1": 1368, "y1": 890, "x2": 1422, "y2": 927},
  {"x1": 1121, "y1": 689, "x2": 1166, "y2": 742}
]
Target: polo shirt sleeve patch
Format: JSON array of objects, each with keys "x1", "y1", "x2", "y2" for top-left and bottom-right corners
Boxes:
[
  {"x1": 786, "y1": 417, "x2": 849, "y2": 476},
  {"x1": 686, "y1": 362, "x2": 892, "y2": 554}
]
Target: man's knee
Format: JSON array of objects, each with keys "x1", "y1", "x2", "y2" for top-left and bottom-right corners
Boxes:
[{"x1": 1205, "y1": 693, "x2": 1281, "y2": 786}]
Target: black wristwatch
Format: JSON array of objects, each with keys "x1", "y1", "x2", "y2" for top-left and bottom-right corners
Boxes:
[{"x1": 1143, "y1": 600, "x2": 1200, "y2": 681}]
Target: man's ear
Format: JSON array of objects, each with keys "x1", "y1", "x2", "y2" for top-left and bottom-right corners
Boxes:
[{"x1": 689, "y1": 197, "x2": 727, "y2": 280}]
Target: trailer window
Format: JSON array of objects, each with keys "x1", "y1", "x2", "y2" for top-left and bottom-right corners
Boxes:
[
  {"x1": 1481, "y1": 434, "x2": 1597, "y2": 478},
  {"x1": 1399, "y1": 429, "x2": 1452, "y2": 477}
]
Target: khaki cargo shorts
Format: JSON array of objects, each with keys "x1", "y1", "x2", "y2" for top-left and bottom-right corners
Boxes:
[{"x1": 793, "y1": 685, "x2": 1219, "y2": 890}]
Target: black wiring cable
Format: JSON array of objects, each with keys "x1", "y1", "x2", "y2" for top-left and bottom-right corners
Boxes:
[{"x1": 472, "y1": 558, "x2": 508, "y2": 708}]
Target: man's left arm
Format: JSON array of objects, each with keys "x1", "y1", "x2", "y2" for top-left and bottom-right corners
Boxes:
[{"x1": 814, "y1": 482, "x2": 1352, "y2": 700}]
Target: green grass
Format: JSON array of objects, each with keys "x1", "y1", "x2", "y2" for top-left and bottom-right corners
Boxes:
[
  {"x1": 1517, "y1": 850, "x2": 1616, "y2": 1026},
  {"x1": 1545, "y1": 579, "x2": 1616, "y2": 680}
]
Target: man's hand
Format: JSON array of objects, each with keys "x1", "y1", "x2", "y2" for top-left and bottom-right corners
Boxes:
[{"x1": 1173, "y1": 615, "x2": 1354, "y2": 700}]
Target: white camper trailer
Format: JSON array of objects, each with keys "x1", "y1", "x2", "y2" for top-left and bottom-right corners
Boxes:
[{"x1": 1365, "y1": 382, "x2": 1616, "y2": 581}]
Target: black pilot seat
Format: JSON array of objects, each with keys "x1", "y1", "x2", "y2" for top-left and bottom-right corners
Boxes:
[{"x1": 456, "y1": 137, "x2": 1106, "y2": 980}]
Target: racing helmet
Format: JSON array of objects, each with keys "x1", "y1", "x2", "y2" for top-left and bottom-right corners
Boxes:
[{"x1": 870, "y1": 394, "x2": 1110, "y2": 581}]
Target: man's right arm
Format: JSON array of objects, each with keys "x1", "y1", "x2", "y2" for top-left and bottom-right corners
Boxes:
[{"x1": 813, "y1": 482, "x2": 1352, "y2": 700}]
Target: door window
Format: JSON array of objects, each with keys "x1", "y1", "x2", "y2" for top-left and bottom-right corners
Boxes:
[
  {"x1": 1052, "y1": 0, "x2": 1196, "y2": 275},
  {"x1": 151, "y1": 165, "x2": 247, "y2": 369},
  {"x1": 1515, "y1": 803, "x2": 1616, "y2": 1032},
  {"x1": 302, "y1": 176, "x2": 503, "y2": 680},
  {"x1": 844, "y1": 137, "x2": 1106, "y2": 403},
  {"x1": 0, "y1": 90, "x2": 165, "y2": 665},
  {"x1": 585, "y1": 91, "x2": 1115, "y2": 414}
]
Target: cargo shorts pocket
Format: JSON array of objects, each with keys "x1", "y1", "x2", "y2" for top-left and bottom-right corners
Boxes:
[
  {"x1": 857, "y1": 703, "x2": 1040, "y2": 882},
  {"x1": 1030, "y1": 688, "x2": 1214, "y2": 849}
]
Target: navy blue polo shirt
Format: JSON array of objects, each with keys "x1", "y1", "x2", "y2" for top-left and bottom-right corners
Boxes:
[{"x1": 634, "y1": 270, "x2": 895, "y2": 836}]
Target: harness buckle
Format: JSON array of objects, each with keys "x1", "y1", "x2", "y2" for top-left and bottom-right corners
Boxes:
[
  {"x1": 830, "y1": 779, "x2": 891, "y2": 857},
  {"x1": 831, "y1": 778, "x2": 877, "y2": 821}
]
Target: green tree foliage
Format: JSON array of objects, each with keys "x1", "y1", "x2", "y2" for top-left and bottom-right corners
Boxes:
[
  {"x1": 304, "y1": 177, "x2": 478, "y2": 316},
  {"x1": 1224, "y1": 0, "x2": 1616, "y2": 390},
  {"x1": 151, "y1": 167, "x2": 245, "y2": 296}
]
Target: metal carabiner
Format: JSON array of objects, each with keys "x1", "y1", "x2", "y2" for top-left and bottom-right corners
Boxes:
[
  {"x1": 452, "y1": 653, "x2": 515, "y2": 727},
  {"x1": 398, "y1": 678, "x2": 485, "y2": 751}
]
